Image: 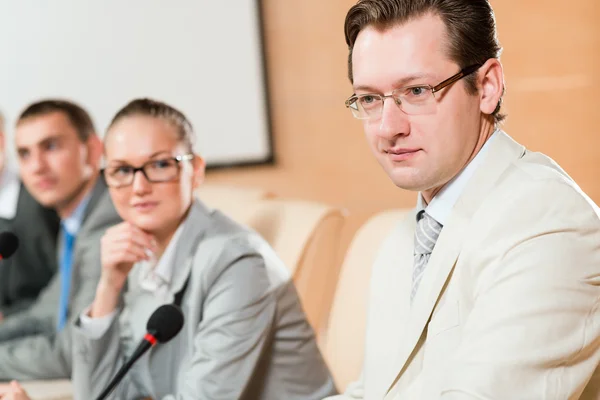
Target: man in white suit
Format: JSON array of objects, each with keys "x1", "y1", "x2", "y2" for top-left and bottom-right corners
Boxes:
[{"x1": 328, "y1": 0, "x2": 600, "y2": 399}]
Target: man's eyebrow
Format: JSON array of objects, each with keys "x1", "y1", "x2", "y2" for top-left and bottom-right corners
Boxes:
[
  {"x1": 16, "y1": 133, "x2": 64, "y2": 153},
  {"x1": 353, "y1": 73, "x2": 434, "y2": 93}
]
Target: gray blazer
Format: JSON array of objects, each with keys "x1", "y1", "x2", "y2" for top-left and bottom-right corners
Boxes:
[
  {"x1": 72, "y1": 200, "x2": 337, "y2": 400},
  {"x1": 0, "y1": 178, "x2": 121, "y2": 380}
]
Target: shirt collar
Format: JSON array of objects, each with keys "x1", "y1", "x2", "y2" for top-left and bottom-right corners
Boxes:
[
  {"x1": 417, "y1": 129, "x2": 499, "y2": 225},
  {"x1": 140, "y1": 209, "x2": 192, "y2": 287},
  {"x1": 0, "y1": 169, "x2": 21, "y2": 220},
  {"x1": 152, "y1": 221, "x2": 187, "y2": 284},
  {"x1": 62, "y1": 193, "x2": 92, "y2": 236}
]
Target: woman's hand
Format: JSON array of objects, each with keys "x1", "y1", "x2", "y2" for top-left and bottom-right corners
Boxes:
[
  {"x1": 91, "y1": 222, "x2": 156, "y2": 318},
  {"x1": 0, "y1": 381, "x2": 31, "y2": 400}
]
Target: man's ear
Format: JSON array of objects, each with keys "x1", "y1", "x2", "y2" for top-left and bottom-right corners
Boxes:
[
  {"x1": 82, "y1": 134, "x2": 103, "y2": 178},
  {"x1": 88, "y1": 134, "x2": 104, "y2": 167},
  {"x1": 478, "y1": 58, "x2": 504, "y2": 116}
]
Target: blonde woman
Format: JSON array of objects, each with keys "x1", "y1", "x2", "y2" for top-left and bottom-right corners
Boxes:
[{"x1": 71, "y1": 99, "x2": 336, "y2": 399}]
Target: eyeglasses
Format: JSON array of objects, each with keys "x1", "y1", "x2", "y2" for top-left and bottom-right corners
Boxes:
[
  {"x1": 345, "y1": 63, "x2": 483, "y2": 120},
  {"x1": 102, "y1": 154, "x2": 194, "y2": 188}
]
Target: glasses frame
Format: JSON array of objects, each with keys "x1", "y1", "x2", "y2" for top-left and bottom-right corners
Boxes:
[
  {"x1": 345, "y1": 63, "x2": 483, "y2": 119},
  {"x1": 102, "y1": 154, "x2": 195, "y2": 188}
]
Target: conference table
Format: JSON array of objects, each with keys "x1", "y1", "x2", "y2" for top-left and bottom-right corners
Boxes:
[{"x1": 20, "y1": 380, "x2": 72, "y2": 400}]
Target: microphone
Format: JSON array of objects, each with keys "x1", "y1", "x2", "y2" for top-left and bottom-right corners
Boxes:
[
  {"x1": 0, "y1": 232, "x2": 19, "y2": 260},
  {"x1": 95, "y1": 304, "x2": 185, "y2": 400}
]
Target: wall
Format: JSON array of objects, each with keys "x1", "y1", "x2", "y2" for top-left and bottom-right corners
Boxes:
[{"x1": 205, "y1": 0, "x2": 600, "y2": 262}]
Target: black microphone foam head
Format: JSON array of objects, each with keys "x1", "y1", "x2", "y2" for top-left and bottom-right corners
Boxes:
[
  {"x1": 0, "y1": 232, "x2": 19, "y2": 259},
  {"x1": 146, "y1": 304, "x2": 184, "y2": 343}
]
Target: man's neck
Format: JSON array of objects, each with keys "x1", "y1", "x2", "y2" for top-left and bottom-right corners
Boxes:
[
  {"x1": 57, "y1": 174, "x2": 98, "y2": 219},
  {"x1": 422, "y1": 122, "x2": 496, "y2": 204}
]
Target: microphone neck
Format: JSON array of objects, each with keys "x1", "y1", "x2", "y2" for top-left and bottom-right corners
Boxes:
[
  {"x1": 129, "y1": 331, "x2": 157, "y2": 364},
  {"x1": 95, "y1": 332, "x2": 157, "y2": 400},
  {"x1": 144, "y1": 331, "x2": 158, "y2": 347}
]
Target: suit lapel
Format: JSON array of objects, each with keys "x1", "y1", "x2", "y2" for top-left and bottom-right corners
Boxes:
[
  {"x1": 81, "y1": 178, "x2": 108, "y2": 224},
  {"x1": 384, "y1": 132, "x2": 527, "y2": 394},
  {"x1": 147, "y1": 200, "x2": 212, "y2": 394},
  {"x1": 168, "y1": 200, "x2": 211, "y2": 296},
  {"x1": 383, "y1": 209, "x2": 467, "y2": 393},
  {"x1": 375, "y1": 212, "x2": 417, "y2": 395},
  {"x1": 54, "y1": 179, "x2": 104, "y2": 263}
]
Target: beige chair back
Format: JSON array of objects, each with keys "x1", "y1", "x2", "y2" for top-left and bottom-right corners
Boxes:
[
  {"x1": 320, "y1": 209, "x2": 409, "y2": 392},
  {"x1": 246, "y1": 199, "x2": 347, "y2": 333},
  {"x1": 194, "y1": 184, "x2": 274, "y2": 224}
]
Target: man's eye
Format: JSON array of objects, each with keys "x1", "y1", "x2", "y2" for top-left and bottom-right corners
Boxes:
[
  {"x1": 406, "y1": 86, "x2": 428, "y2": 97},
  {"x1": 360, "y1": 95, "x2": 376, "y2": 104},
  {"x1": 45, "y1": 140, "x2": 59, "y2": 150}
]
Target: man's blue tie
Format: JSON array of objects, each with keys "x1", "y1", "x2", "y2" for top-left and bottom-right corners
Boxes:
[{"x1": 57, "y1": 226, "x2": 75, "y2": 331}]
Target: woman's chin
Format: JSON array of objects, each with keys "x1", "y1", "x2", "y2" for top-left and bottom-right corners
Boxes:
[{"x1": 127, "y1": 215, "x2": 163, "y2": 233}]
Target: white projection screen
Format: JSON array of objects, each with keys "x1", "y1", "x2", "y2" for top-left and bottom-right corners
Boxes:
[{"x1": 0, "y1": 1, "x2": 273, "y2": 168}]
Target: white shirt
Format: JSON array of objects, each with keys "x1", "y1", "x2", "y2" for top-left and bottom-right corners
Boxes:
[
  {"x1": 416, "y1": 130, "x2": 499, "y2": 224},
  {"x1": 79, "y1": 220, "x2": 187, "y2": 338},
  {"x1": 62, "y1": 192, "x2": 91, "y2": 237},
  {"x1": 0, "y1": 169, "x2": 20, "y2": 220}
]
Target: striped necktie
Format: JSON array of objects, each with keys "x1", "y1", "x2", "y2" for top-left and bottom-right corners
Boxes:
[{"x1": 411, "y1": 210, "x2": 443, "y2": 302}]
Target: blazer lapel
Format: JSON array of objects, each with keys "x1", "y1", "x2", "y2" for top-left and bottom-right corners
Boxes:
[
  {"x1": 383, "y1": 209, "x2": 467, "y2": 394},
  {"x1": 168, "y1": 200, "x2": 211, "y2": 296},
  {"x1": 384, "y1": 131, "x2": 527, "y2": 394},
  {"x1": 81, "y1": 178, "x2": 108, "y2": 224},
  {"x1": 147, "y1": 200, "x2": 212, "y2": 394},
  {"x1": 374, "y1": 212, "x2": 417, "y2": 395}
]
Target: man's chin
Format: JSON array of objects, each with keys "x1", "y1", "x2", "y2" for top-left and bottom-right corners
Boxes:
[
  {"x1": 33, "y1": 193, "x2": 61, "y2": 210},
  {"x1": 391, "y1": 181, "x2": 425, "y2": 192},
  {"x1": 385, "y1": 168, "x2": 427, "y2": 192}
]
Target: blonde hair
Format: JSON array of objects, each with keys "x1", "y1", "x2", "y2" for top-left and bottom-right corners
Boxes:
[{"x1": 107, "y1": 98, "x2": 194, "y2": 152}]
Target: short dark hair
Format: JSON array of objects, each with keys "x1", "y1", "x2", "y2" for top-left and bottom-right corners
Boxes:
[
  {"x1": 17, "y1": 99, "x2": 96, "y2": 141},
  {"x1": 107, "y1": 98, "x2": 194, "y2": 152},
  {"x1": 344, "y1": 0, "x2": 505, "y2": 123}
]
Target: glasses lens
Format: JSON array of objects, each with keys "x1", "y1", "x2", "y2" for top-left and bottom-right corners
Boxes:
[
  {"x1": 104, "y1": 166, "x2": 133, "y2": 187},
  {"x1": 394, "y1": 86, "x2": 436, "y2": 115},
  {"x1": 145, "y1": 159, "x2": 179, "y2": 182},
  {"x1": 348, "y1": 95, "x2": 382, "y2": 120}
]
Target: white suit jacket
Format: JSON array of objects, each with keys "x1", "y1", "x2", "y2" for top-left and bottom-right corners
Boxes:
[{"x1": 329, "y1": 132, "x2": 600, "y2": 399}]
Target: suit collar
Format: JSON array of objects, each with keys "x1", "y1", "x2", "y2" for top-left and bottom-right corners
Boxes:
[
  {"x1": 81, "y1": 177, "x2": 108, "y2": 224},
  {"x1": 417, "y1": 130, "x2": 501, "y2": 225},
  {"x1": 61, "y1": 190, "x2": 92, "y2": 236},
  {"x1": 127, "y1": 198, "x2": 211, "y2": 299},
  {"x1": 385, "y1": 131, "x2": 526, "y2": 394},
  {"x1": 146, "y1": 199, "x2": 212, "y2": 391},
  {"x1": 167, "y1": 199, "x2": 212, "y2": 300}
]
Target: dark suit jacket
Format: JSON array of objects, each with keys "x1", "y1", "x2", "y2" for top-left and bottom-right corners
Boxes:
[
  {"x1": 0, "y1": 177, "x2": 122, "y2": 380},
  {"x1": 0, "y1": 183, "x2": 60, "y2": 317}
]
